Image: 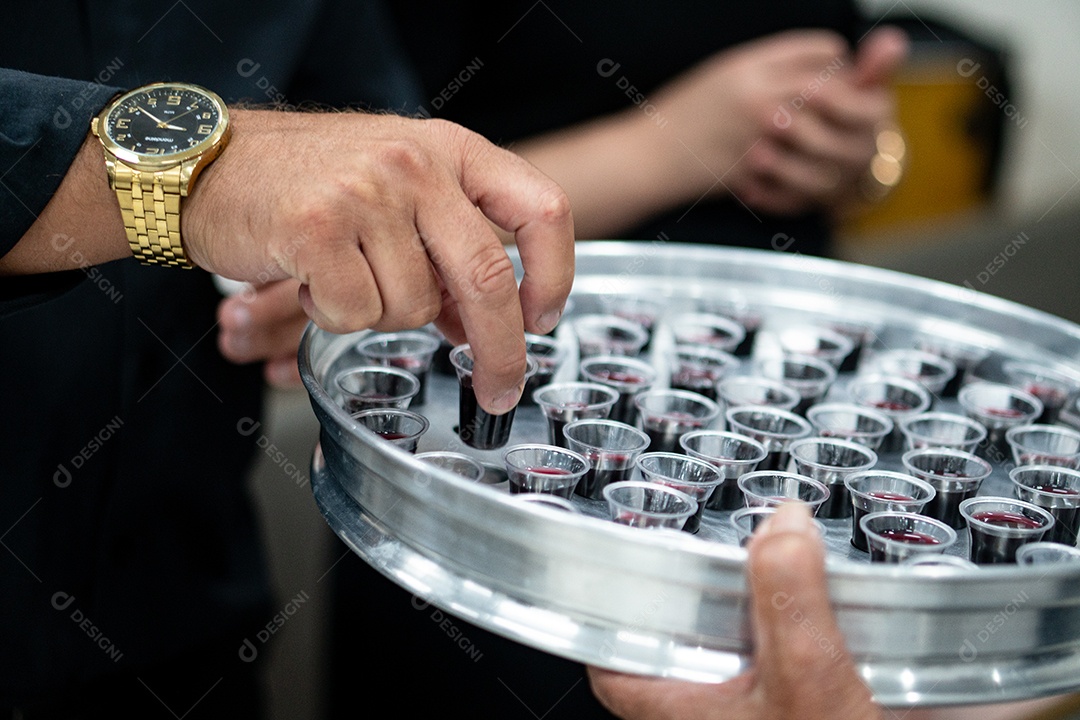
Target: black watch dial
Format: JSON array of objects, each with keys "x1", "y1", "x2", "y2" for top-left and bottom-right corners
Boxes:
[{"x1": 105, "y1": 85, "x2": 222, "y2": 158}]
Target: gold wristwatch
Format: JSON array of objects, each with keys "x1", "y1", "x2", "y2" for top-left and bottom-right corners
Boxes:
[{"x1": 91, "y1": 82, "x2": 230, "y2": 268}]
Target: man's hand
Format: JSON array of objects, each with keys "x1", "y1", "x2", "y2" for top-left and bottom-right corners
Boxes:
[
  {"x1": 4, "y1": 110, "x2": 574, "y2": 413},
  {"x1": 587, "y1": 503, "x2": 882, "y2": 720}
]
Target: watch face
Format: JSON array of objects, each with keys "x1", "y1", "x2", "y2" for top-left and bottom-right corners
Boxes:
[{"x1": 104, "y1": 84, "x2": 225, "y2": 161}]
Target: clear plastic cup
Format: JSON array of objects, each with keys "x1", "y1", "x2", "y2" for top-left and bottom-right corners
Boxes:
[
  {"x1": 725, "y1": 406, "x2": 812, "y2": 471},
  {"x1": 1005, "y1": 424, "x2": 1080, "y2": 469},
  {"x1": 902, "y1": 447, "x2": 993, "y2": 529},
  {"x1": 666, "y1": 344, "x2": 740, "y2": 401},
  {"x1": 829, "y1": 318, "x2": 880, "y2": 373},
  {"x1": 729, "y1": 506, "x2": 827, "y2": 547},
  {"x1": 736, "y1": 471, "x2": 830, "y2": 516},
  {"x1": 1015, "y1": 541, "x2": 1080, "y2": 565},
  {"x1": 865, "y1": 349, "x2": 957, "y2": 398},
  {"x1": 959, "y1": 496, "x2": 1054, "y2": 565},
  {"x1": 755, "y1": 354, "x2": 837, "y2": 416},
  {"x1": 634, "y1": 389, "x2": 721, "y2": 453},
  {"x1": 717, "y1": 375, "x2": 800, "y2": 414},
  {"x1": 573, "y1": 314, "x2": 649, "y2": 358},
  {"x1": 450, "y1": 345, "x2": 538, "y2": 450},
  {"x1": 532, "y1": 382, "x2": 620, "y2": 448},
  {"x1": 636, "y1": 452, "x2": 722, "y2": 533},
  {"x1": 845, "y1": 470, "x2": 936, "y2": 552},
  {"x1": 1001, "y1": 360, "x2": 1080, "y2": 424},
  {"x1": 603, "y1": 480, "x2": 698, "y2": 530},
  {"x1": 1009, "y1": 465, "x2": 1080, "y2": 546},
  {"x1": 899, "y1": 412, "x2": 988, "y2": 453},
  {"x1": 350, "y1": 408, "x2": 429, "y2": 453},
  {"x1": 805, "y1": 402, "x2": 894, "y2": 450},
  {"x1": 847, "y1": 373, "x2": 932, "y2": 452},
  {"x1": 958, "y1": 381, "x2": 1043, "y2": 456},
  {"x1": 786, "y1": 437, "x2": 878, "y2": 520},
  {"x1": 520, "y1": 333, "x2": 569, "y2": 407},
  {"x1": 563, "y1": 418, "x2": 650, "y2": 501},
  {"x1": 601, "y1": 296, "x2": 664, "y2": 350},
  {"x1": 914, "y1": 335, "x2": 991, "y2": 398},
  {"x1": 356, "y1": 331, "x2": 441, "y2": 406},
  {"x1": 696, "y1": 295, "x2": 762, "y2": 358},
  {"x1": 668, "y1": 312, "x2": 746, "y2": 354},
  {"x1": 775, "y1": 325, "x2": 855, "y2": 370},
  {"x1": 860, "y1": 511, "x2": 957, "y2": 563},
  {"x1": 680, "y1": 430, "x2": 768, "y2": 511},
  {"x1": 415, "y1": 451, "x2": 486, "y2": 481},
  {"x1": 579, "y1": 355, "x2": 658, "y2": 426},
  {"x1": 335, "y1": 365, "x2": 421, "y2": 413},
  {"x1": 503, "y1": 444, "x2": 589, "y2": 499}
]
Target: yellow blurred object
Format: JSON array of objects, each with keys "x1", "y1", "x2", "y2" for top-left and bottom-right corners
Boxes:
[{"x1": 841, "y1": 52, "x2": 999, "y2": 239}]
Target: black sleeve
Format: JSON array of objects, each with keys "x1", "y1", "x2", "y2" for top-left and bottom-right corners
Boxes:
[{"x1": 0, "y1": 67, "x2": 121, "y2": 313}]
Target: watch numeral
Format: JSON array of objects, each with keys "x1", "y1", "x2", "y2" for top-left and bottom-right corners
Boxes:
[
  {"x1": 146, "y1": 97, "x2": 158, "y2": 106},
  {"x1": 201, "y1": 112, "x2": 211, "y2": 119},
  {"x1": 197, "y1": 124, "x2": 213, "y2": 135},
  {"x1": 167, "y1": 95, "x2": 182, "y2": 105},
  {"x1": 116, "y1": 118, "x2": 130, "y2": 130},
  {"x1": 116, "y1": 134, "x2": 127, "y2": 142},
  {"x1": 145, "y1": 148, "x2": 163, "y2": 155}
]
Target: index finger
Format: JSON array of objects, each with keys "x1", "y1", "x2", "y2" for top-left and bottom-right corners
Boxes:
[{"x1": 449, "y1": 122, "x2": 575, "y2": 336}]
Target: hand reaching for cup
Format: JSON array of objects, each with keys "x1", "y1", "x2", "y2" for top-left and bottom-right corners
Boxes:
[{"x1": 586, "y1": 503, "x2": 883, "y2": 720}]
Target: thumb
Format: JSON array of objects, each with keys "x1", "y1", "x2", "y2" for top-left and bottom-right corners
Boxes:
[
  {"x1": 853, "y1": 26, "x2": 910, "y2": 87},
  {"x1": 747, "y1": 503, "x2": 880, "y2": 718}
]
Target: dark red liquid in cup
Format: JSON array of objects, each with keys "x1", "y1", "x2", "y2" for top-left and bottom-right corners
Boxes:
[
  {"x1": 670, "y1": 367, "x2": 720, "y2": 401},
  {"x1": 851, "y1": 492, "x2": 917, "y2": 551},
  {"x1": 878, "y1": 528, "x2": 940, "y2": 545},
  {"x1": 575, "y1": 452, "x2": 632, "y2": 500},
  {"x1": 968, "y1": 509, "x2": 1049, "y2": 564},
  {"x1": 457, "y1": 375, "x2": 517, "y2": 450},
  {"x1": 509, "y1": 465, "x2": 577, "y2": 498},
  {"x1": 984, "y1": 407, "x2": 1026, "y2": 419},
  {"x1": 972, "y1": 510, "x2": 1044, "y2": 529},
  {"x1": 377, "y1": 431, "x2": 409, "y2": 441},
  {"x1": 873, "y1": 400, "x2": 913, "y2": 412}
]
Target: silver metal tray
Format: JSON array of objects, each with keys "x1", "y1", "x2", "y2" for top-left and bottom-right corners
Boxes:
[{"x1": 302, "y1": 242, "x2": 1080, "y2": 707}]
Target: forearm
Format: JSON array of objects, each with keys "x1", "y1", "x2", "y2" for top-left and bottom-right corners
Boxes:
[
  {"x1": 513, "y1": 111, "x2": 702, "y2": 240},
  {"x1": 0, "y1": 130, "x2": 126, "y2": 274}
]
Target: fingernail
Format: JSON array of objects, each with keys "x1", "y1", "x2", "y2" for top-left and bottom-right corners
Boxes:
[
  {"x1": 763, "y1": 503, "x2": 813, "y2": 536},
  {"x1": 224, "y1": 302, "x2": 251, "y2": 330},
  {"x1": 491, "y1": 385, "x2": 524, "y2": 414},
  {"x1": 537, "y1": 309, "x2": 562, "y2": 335}
]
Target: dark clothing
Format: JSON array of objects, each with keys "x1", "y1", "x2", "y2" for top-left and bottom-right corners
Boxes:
[
  {"x1": 0, "y1": 0, "x2": 419, "y2": 710},
  {"x1": 391, "y1": 0, "x2": 866, "y2": 255}
]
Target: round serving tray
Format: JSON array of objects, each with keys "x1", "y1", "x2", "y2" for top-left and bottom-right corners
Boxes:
[{"x1": 302, "y1": 242, "x2": 1080, "y2": 707}]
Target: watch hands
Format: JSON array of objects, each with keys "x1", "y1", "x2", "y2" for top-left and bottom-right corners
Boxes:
[
  {"x1": 134, "y1": 105, "x2": 168, "y2": 126},
  {"x1": 163, "y1": 125, "x2": 187, "y2": 131},
  {"x1": 162, "y1": 107, "x2": 200, "y2": 126}
]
